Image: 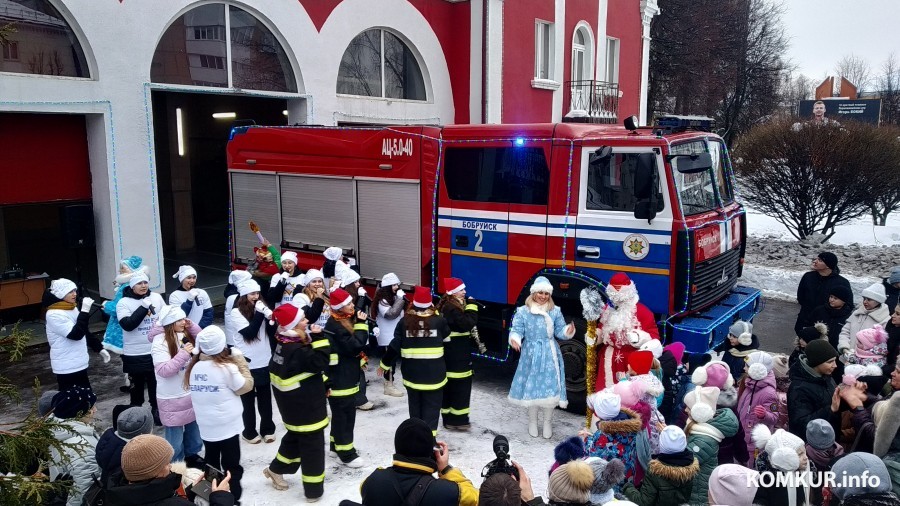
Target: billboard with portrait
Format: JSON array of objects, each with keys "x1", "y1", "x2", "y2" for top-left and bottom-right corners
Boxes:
[{"x1": 798, "y1": 99, "x2": 882, "y2": 125}]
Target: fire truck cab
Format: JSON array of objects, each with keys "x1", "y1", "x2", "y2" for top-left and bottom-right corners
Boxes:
[{"x1": 226, "y1": 118, "x2": 761, "y2": 406}]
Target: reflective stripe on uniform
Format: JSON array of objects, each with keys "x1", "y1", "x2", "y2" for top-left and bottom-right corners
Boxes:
[
  {"x1": 270, "y1": 372, "x2": 316, "y2": 391},
  {"x1": 401, "y1": 347, "x2": 444, "y2": 359},
  {"x1": 379, "y1": 361, "x2": 392, "y2": 371},
  {"x1": 311, "y1": 339, "x2": 329, "y2": 349},
  {"x1": 353, "y1": 323, "x2": 369, "y2": 332},
  {"x1": 302, "y1": 472, "x2": 325, "y2": 484},
  {"x1": 402, "y1": 377, "x2": 447, "y2": 391},
  {"x1": 329, "y1": 385, "x2": 360, "y2": 397},
  {"x1": 444, "y1": 406, "x2": 470, "y2": 415},
  {"x1": 446, "y1": 370, "x2": 473, "y2": 379},
  {"x1": 334, "y1": 442, "x2": 354, "y2": 451},
  {"x1": 465, "y1": 304, "x2": 478, "y2": 312},
  {"x1": 329, "y1": 353, "x2": 338, "y2": 366},
  {"x1": 284, "y1": 417, "x2": 329, "y2": 433},
  {"x1": 275, "y1": 452, "x2": 301, "y2": 464},
  {"x1": 448, "y1": 331, "x2": 471, "y2": 338}
]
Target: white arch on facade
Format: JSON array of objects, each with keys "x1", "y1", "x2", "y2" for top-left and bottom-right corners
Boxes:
[
  {"x1": 572, "y1": 20, "x2": 595, "y2": 82},
  {"x1": 317, "y1": 0, "x2": 454, "y2": 125}
]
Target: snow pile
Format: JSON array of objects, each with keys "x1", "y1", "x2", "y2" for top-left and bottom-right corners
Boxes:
[{"x1": 740, "y1": 208, "x2": 900, "y2": 301}]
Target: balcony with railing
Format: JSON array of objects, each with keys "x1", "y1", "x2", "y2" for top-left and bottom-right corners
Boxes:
[{"x1": 563, "y1": 80, "x2": 620, "y2": 124}]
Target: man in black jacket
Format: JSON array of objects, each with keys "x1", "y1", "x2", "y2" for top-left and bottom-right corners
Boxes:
[
  {"x1": 787, "y1": 339, "x2": 841, "y2": 441},
  {"x1": 356, "y1": 418, "x2": 478, "y2": 506},
  {"x1": 795, "y1": 252, "x2": 852, "y2": 334}
]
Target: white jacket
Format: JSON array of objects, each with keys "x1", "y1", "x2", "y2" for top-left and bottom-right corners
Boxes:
[
  {"x1": 223, "y1": 294, "x2": 239, "y2": 346},
  {"x1": 46, "y1": 307, "x2": 89, "y2": 375},
  {"x1": 116, "y1": 292, "x2": 166, "y2": 356},
  {"x1": 230, "y1": 308, "x2": 272, "y2": 370},
  {"x1": 838, "y1": 303, "x2": 891, "y2": 354},
  {"x1": 49, "y1": 418, "x2": 100, "y2": 506}
]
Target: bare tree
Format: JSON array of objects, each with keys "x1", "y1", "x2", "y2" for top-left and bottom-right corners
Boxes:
[
  {"x1": 734, "y1": 120, "x2": 892, "y2": 240},
  {"x1": 834, "y1": 54, "x2": 872, "y2": 94},
  {"x1": 778, "y1": 71, "x2": 814, "y2": 115},
  {"x1": 877, "y1": 52, "x2": 900, "y2": 125},
  {"x1": 866, "y1": 123, "x2": 900, "y2": 225}
]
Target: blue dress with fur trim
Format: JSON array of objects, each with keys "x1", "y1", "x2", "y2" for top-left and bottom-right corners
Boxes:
[
  {"x1": 101, "y1": 255, "x2": 145, "y2": 354},
  {"x1": 507, "y1": 302, "x2": 572, "y2": 408}
]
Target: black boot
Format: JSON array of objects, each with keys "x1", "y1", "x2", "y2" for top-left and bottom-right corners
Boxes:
[
  {"x1": 151, "y1": 407, "x2": 162, "y2": 426},
  {"x1": 185, "y1": 454, "x2": 206, "y2": 469}
]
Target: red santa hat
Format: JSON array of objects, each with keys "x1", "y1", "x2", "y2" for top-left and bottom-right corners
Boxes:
[
  {"x1": 412, "y1": 286, "x2": 433, "y2": 309},
  {"x1": 273, "y1": 303, "x2": 305, "y2": 330},
  {"x1": 628, "y1": 350, "x2": 654, "y2": 375},
  {"x1": 443, "y1": 277, "x2": 466, "y2": 296},
  {"x1": 330, "y1": 288, "x2": 353, "y2": 310},
  {"x1": 609, "y1": 272, "x2": 632, "y2": 288},
  {"x1": 606, "y1": 272, "x2": 639, "y2": 306}
]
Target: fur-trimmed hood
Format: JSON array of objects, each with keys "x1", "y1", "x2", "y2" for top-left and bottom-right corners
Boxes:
[
  {"x1": 597, "y1": 407, "x2": 643, "y2": 434},
  {"x1": 874, "y1": 392, "x2": 900, "y2": 457},
  {"x1": 648, "y1": 457, "x2": 700, "y2": 483}
]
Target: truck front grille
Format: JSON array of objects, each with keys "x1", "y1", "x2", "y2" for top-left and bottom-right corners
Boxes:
[{"x1": 689, "y1": 247, "x2": 741, "y2": 311}]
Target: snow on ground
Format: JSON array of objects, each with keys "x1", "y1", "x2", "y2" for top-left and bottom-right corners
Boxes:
[
  {"x1": 741, "y1": 206, "x2": 900, "y2": 301},
  {"x1": 233, "y1": 366, "x2": 582, "y2": 505}
]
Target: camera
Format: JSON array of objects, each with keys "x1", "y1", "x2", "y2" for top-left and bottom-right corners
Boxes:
[{"x1": 481, "y1": 435, "x2": 519, "y2": 480}]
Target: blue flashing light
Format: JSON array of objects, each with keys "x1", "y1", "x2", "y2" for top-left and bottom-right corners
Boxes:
[
  {"x1": 655, "y1": 115, "x2": 714, "y2": 132},
  {"x1": 514, "y1": 137, "x2": 525, "y2": 146},
  {"x1": 229, "y1": 125, "x2": 251, "y2": 140}
]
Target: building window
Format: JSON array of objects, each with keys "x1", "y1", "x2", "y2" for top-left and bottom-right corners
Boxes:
[
  {"x1": 151, "y1": 3, "x2": 297, "y2": 92},
  {"x1": 337, "y1": 28, "x2": 427, "y2": 101},
  {"x1": 534, "y1": 21, "x2": 554, "y2": 80},
  {"x1": 2, "y1": 42, "x2": 19, "y2": 61},
  {"x1": 444, "y1": 147, "x2": 550, "y2": 205},
  {"x1": 605, "y1": 37, "x2": 620, "y2": 83},
  {"x1": 0, "y1": 0, "x2": 89, "y2": 77}
]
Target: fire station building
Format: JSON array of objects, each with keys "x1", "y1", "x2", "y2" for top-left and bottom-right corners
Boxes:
[{"x1": 0, "y1": 0, "x2": 658, "y2": 301}]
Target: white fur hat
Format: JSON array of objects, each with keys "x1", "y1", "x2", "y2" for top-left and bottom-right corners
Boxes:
[
  {"x1": 639, "y1": 339, "x2": 663, "y2": 359},
  {"x1": 530, "y1": 276, "x2": 553, "y2": 294},
  {"x1": 281, "y1": 251, "x2": 298, "y2": 265},
  {"x1": 50, "y1": 278, "x2": 77, "y2": 299},
  {"x1": 381, "y1": 272, "x2": 400, "y2": 287},
  {"x1": 746, "y1": 351, "x2": 774, "y2": 381},
  {"x1": 752, "y1": 425, "x2": 803, "y2": 472},
  {"x1": 684, "y1": 386, "x2": 719, "y2": 424},
  {"x1": 158, "y1": 305, "x2": 186, "y2": 327},
  {"x1": 172, "y1": 265, "x2": 197, "y2": 283}
]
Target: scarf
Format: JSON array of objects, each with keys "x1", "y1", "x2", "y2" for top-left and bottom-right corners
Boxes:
[
  {"x1": 276, "y1": 329, "x2": 310, "y2": 345},
  {"x1": 657, "y1": 448, "x2": 695, "y2": 466},
  {"x1": 48, "y1": 301, "x2": 76, "y2": 311},
  {"x1": 688, "y1": 422, "x2": 725, "y2": 442},
  {"x1": 805, "y1": 443, "x2": 843, "y2": 470}
]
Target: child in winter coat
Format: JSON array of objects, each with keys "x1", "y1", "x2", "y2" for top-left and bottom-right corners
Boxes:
[
  {"x1": 626, "y1": 351, "x2": 665, "y2": 454},
  {"x1": 582, "y1": 390, "x2": 645, "y2": 486},
  {"x1": 48, "y1": 386, "x2": 102, "y2": 506},
  {"x1": 737, "y1": 351, "x2": 779, "y2": 467},
  {"x1": 622, "y1": 425, "x2": 699, "y2": 506},
  {"x1": 550, "y1": 436, "x2": 586, "y2": 475},
  {"x1": 684, "y1": 386, "x2": 739, "y2": 505},
  {"x1": 753, "y1": 425, "x2": 813, "y2": 506},
  {"x1": 848, "y1": 324, "x2": 889, "y2": 368},
  {"x1": 584, "y1": 457, "x2": 626, "y2": 505},
  {"x1": 672, "y1": 351, "x2": 711, "y2": 428},
  {"x1": 639, "y1": 340, "x2": 666, "y2": 407},
  {"x1": 771, "y1": 353, "x2": 791, "y2": 430},
  {"x1": 95, "y1": 406, "x2": 154, "y2": 486},
  {"x1": 691, "y1": 360, "x2": 749, "y2": 466},
  {"x1": 715, "y1": 320, "x2": 760, "y2": 383},
  {"x1": 806, "y1": 419, "x2": 844, "y2": 506}
]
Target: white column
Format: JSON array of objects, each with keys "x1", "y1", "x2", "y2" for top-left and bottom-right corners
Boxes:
[
  {"x1": 596, "y1": 0, "x2": 608, "y2": 81},
  {"x1": 484, "y1": 0, "x2": 504, "y2": 123},
  {"x1": 551, "y1": 0, "x2": 565, "y2": 122},
  {"x1": 470, "y1": 0, "x2": 484, "y2": 124},
  {"x1": 638, "y1": 0, "x2": 660, "y2": 125}
]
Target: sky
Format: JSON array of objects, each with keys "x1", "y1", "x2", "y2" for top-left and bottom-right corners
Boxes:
[{"x1": 781, "y1": 0, "x2": 899, "y2": 84}]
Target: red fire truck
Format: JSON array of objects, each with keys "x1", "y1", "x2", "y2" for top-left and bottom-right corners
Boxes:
[{"x1": 226, "y1": 117, "x2": 761, "y2": 407}]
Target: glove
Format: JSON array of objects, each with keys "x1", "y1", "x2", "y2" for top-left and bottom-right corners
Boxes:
[
  {"x1": 358, "y1": 287, "x2": 367, "y2": 297},
  {"x1": 80, "y1": 297, "x2": 95, "y2": 313},
  {"x1": 188, "y1": 289, "x2": 199, "y2": 301},
  {"x1": 270, "y1": 273, "x2": 283, "y2": 287},
  {"x1": 753, "y1": 405, "x2": 766, "y2": 420},
  {"x1": 140, "y1": 298, "x2": 152, "y2": 309},
  {"x1": 255, "y1": 301, "x2": 273, "y2": 319},
  {"x1": 397, "y1": 289, "x2": 406, "y2": 299},
  {"x1": 373, "y1": 327, "x2": 381, "y2": 339},
  {"x1": 99, "y1": 349, "x2": 111, "y2": 364}
]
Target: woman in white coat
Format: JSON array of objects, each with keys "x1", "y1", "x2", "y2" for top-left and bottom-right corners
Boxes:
[
  {"x1": 43, "y1": 278, "x2": 110, "y2": 390},
  {"x1": 168, "y1": 265, "x2": 214, "y2": 328},
  {"x1": 370, "y1": 272, "x2": 407, "y2": 397},
  {"x1": 116, "y1": 272, "x2": 166, "y2": 421},
  {"x1": 838, "y1": 283, "x2": 891, "y2": 361}
]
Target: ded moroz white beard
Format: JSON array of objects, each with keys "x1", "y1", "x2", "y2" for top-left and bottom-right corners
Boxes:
[{"x1": 599, "y1": 283, "x2": 640, "y2": 346}]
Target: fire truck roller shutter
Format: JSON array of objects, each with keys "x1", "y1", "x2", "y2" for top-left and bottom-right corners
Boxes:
[
  {"x1": 356, "y1": 180, "x2": 421, "y2": 286},
  {"x1": 280, "y1": 175, "x2": 356, "y2": 253},
  {"x1": 230, "y1": 172, "x2": 281, "y2": 263}
]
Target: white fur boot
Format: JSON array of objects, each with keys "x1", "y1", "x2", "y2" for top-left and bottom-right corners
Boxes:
[
  {"x1": 542, "y1": 407, "x2": 555, "y2": 439},
  {"x1": 528, "y1": 406, "x2": 539, "y2": 438}
]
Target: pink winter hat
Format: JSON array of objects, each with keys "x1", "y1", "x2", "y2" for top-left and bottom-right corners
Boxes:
[
  {"x1": 664, "y1": 342, "x2": 686, "y2": 365},
  {"x1": 856, "y1": 324, "x2": 888, "y2": 349},
  {"x1": 612, "y1": 379, "x2": 648, "y2": 409},
  {"x1": 691, "y1": 360, "x2": 734, "y2": 390}
]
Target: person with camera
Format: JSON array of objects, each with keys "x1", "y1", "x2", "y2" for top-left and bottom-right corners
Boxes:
[
  {"x1": 148, "y1": 305, "x2": 204, "y2": 467},
  {"x1": 355, "y1": 417, "x2": 478, "y2": 505},
  {"x1": 44, "y1": 278, "x2": 110, "y2": 390},
  {"x1": 106, "y1": 434, "x2": 235, "y2": 505},
  {"x1": 325, "y1": 287, "x2": 370, "y2": 468},
  {"x1": 436, "y1": 277, "x2": 479, "y2": 431},
  {"x1": 479, "y1": 439, "x2": 543, "y2": 506},
  {"x1": 379, "y1": 286, "x2": 451, "y2": 434}
]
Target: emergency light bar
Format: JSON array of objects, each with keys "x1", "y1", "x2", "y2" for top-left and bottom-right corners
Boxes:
[{"x1": 654, "y1": 115, "x2": 715, "y2": 133}]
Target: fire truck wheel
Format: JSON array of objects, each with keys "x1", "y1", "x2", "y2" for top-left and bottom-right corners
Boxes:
[{"x1": 559, "y1": 317, "x2": 587, "y2": 414}]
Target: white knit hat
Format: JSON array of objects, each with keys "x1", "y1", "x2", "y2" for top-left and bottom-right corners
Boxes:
[
  {"x1": 281, "y1": 251, "x2": 298, "y2": 265},
  {"x1": 639, "y1": 339, "x2": 663, "y2": 359},
  {"x1": 587, "y1": 391, "x2": 621, "y2": 420},
  {"x1": 172, "y1": 265, "x2": 197, "y2": 283},
  {"x1": 323, "y1": 246, "x2": 343, "y2": 261},
  {"x1": 530, "y1": 276, "x2": 553, "y2": 294},
  {"x1": 746, "y1": 351, "x2": 774, "y2": 381},
  {"x1": 304, "y1": 269, "x2": 324, "y2": 284},
  {"x1": 228, "y1": 270, "x2": 252, "y2": 286},
  {"x1": 752, "y1": 425, "x2": 803, "y2": 472},
  {"x1": 129, "y1": 272, "x2": 150, "y2": 289},
  {"x1": 50, "y1": 278, "x2": 77, "y2": 299},
  {"x1": 196, "y1": 325, "x2": 227, "y2": 356},
  {"x1": 237, "y1": 280, "x2": 261, "y2": 296},
  {"x1": 658, "y1": 426, "x2": 687, "y2": 454},
  {"x1": 684, "y1": 386, "x2": 720, "y2": 424},
  {"x1": 862, "y1": 282, "x2": 888, "y2": 303},
  {"x1": 728, "y1": 320, "x2": 753, "y2": 346},
  {"x1": 381, "y1": 272, "x2": 400, "y2": 287},
  {"x1": 339, "y1": 269, "x2": 361, "y2": 288},
  {"x1": 158, "y1": 305, "x2": 186, "y2": 327}
]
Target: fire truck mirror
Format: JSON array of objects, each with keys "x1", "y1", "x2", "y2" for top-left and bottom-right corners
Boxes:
[
  {"x1": 588, "y1": 146, "x2": 612, "y2": 166},
  {"x1": 669, "y1": 152, "x2": 713, "y2": 174}
]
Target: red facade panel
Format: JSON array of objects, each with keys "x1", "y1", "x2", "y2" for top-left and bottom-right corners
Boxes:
[
  {"x1": 0, "y1": 113, "x2": 92, "y2": 205},
  {"x1": 607, "y1": 0, "x2": 643, "y2": 120},
  {"x1": 501, "y1": 0, "x2": 555, "y2": 123},
  {"x1": 564, "y1": 0, "x2": 601, "y2": 83}
]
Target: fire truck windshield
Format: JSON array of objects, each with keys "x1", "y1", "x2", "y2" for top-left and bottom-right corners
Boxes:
[{"x1": 670, "y1": 140, "x2": 726, "y2": 215}]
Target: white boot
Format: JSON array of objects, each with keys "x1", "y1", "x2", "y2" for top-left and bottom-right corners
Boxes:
[
  {"x1": 384, "y1": 380, "x2": 405, "y2": 397},
  {"x1": 528, "y1": 406, "x2": 539, "y2": 438},
  {"x1": 542, "y1": 407, "x2": 554, "y2": 439}
]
